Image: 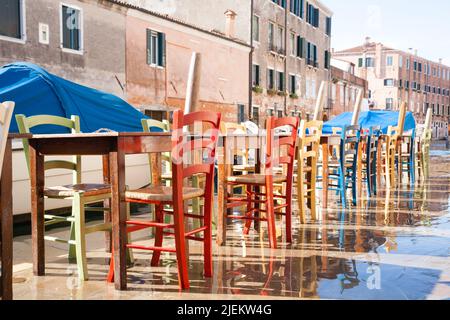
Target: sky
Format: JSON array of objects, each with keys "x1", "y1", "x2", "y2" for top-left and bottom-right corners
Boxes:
[{"x1": 321, "y1": 0, "x2": 450, "y2": 65}]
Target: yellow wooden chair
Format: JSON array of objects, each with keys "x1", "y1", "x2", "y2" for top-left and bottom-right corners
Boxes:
[{"x1": 296, "y1": 120, "x2": 323, "y2": 223}]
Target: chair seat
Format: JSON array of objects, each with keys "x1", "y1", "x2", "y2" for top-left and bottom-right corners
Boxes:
[
  {"x1": 328, "y1": 161, "x2": 354, "y2": 168},
  {"x1": 227, "y1": 174, "x2": 286, "y2": 185},
  {"x1": 125, "y1": 186, "x2": 204, "y2": 202},
  {"x1": 45, "y1": 183, "x2": 111, "y2": 198},
  {"x1": 232, "y1": 164, "x2": 256, "y2": 172}
]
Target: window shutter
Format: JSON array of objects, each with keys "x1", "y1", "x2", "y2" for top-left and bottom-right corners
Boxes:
[
  {"x1": 314, "y1": 8, "x2": 319, "y2": 27},
  {"x1": 296, "y1": 36, "x2": 301, "y2": 57},
  {"x1": 358, "y1": 58, "x2": 363, "y2": 67},
  {"x1": 302, "y1": 38, "x2": 307, "y2": 59},
  {"x1": 146, "y1": 29, "x2": 152, "y2": 65},
  {"x1": 157, "y1": 32, "x2": 166, "y2": 67}
]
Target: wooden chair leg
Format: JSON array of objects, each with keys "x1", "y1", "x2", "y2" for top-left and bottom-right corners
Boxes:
[
  {"x1": 310, "y1": 158, "x2": 317, "y2": 220},
  {"x1": 297, "y1": 163, "x2": 306, "y2": 224},
  {"x1": 68, "y1": 219, "x2": 76, "y2": 261},
  {"x1": 285, "y1": 181, "x2": 293, "y2": 243},
  {"x1": 74, "y1": 193, "x2": 88, "y2": 281},
  {"x1": 265, "y1": 182, "x2": 277, "y2": 249},
  {"x1": 203, "y1": 191, "x2": 213, "y2": 278},
  {"x1": 173, "y1": 195, "x2": 189, "y2": 290},
  {"x1": 126, "y1": 200, "x2": 134, "y2": 266},
  {"x1": 151, "y1": 204, "x2": 164, "y2": 267},
  {"x1": 243, "y1": 185, "x2": 253, "y2": 235}
]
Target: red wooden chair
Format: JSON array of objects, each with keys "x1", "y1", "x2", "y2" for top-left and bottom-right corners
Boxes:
[
  {"x1": 107, "y1": 110, "x2": 221, "y2": 290},
  {"x1": 225, "y1": 116, "x2": 299, "y2": 248}
]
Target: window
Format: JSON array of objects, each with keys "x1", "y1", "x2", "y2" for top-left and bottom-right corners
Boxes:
[
  {"x1": 277, "y1": 110, "x2": 283, "y2": 118},
  {"x1": 365, "y1": 57, "x2": 375, "y2": 67},
  {"x1": 290, "y1": 32, "x2": 296, "y2": 56},
  {"x1": 277, "y1": 25, "x2": 284, "y2": 51},
  {"x1": 146, "y1": 29, "x2": 166, "y2": 67},
  {"x1": 252, "y1": 64, "x2": 260, "y2": 87},
  {"x1": 324, "y1": 50, "x2": 330, "y2": 69},
  {"x1": 267, "y1": 69, "x2": 275, "y2": 89},
  {"x1": 386, "y1": 56, "x2": 393, "y2": 66},
  {"x1": 307, "y1": 42, "x2": 317, "y2": 67},
  {"x1": 0, "y1": 0, "x2": 25, "y2": 41},
  {"x1": 268, "y1": 22, "x2": 274, "y2": 51},
  {"x1": 289, "y1": 75, "x2": 296, "y2": 94},
  {"x1": 386, "y1": 98, "x2": 394, "y2": 110},
  {"x1": 290, "y1": 0, "x2": 304, "y2": 18},
  {"x1": 306, "y1": 2, "x2": 319, "y2": 27},
  {"x1": 252, "y1": 15, "x2": 259, "y2": 42},
  {"x1": 384, "y1": 79, "x2": 394, "y2": 86},
  {"x1": 277, "y1": 71, "x2": 285, "y2": 91},
  {"x1": 252, "y1": 106, "x2": 260, "y2": 124},
  {"x1": 406, "y1": 58, "x2": 410, "y2": 69},
  {"x1": 296, "y1": 36, "x2": 305, "y2": 58},
  {"x1": 358, "y1": 58, "x2": 363, "y2": 68},
  {"x1": 398, "y1": 79, "x2": 403, "y2": 88},
  {"x1": 399, "y1": 56, "x2": 403, "y2": 68},
  {"x1": 237, "y1": 104, "x2": 245, "y2": 123},
  {"x1": 272, "y1": 0, "x2": 286, "y2": 8},
  {"x1": 61, "y1": 4, "x2": 82, "y2": 52},
  {"x1": 325, "y1": 17, "x2": 332, "y2": 36}
]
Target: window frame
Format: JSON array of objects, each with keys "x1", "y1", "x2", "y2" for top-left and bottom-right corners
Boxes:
[
  {"x1": 0, "y1": 0, "x2": 27, "y2": 44},
  {"x1": 252, "y1": 14, "x2": 260, "y2": 43},
  {"x1": 60, "y1": 2, "x2": 84, "y2": 55}
]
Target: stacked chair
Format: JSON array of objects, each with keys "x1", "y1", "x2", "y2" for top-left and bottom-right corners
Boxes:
[
  {"x1": 224, "y1": 116, "x2": 299, "y2": 249},
  {"x1": 361, "y1": 126, "x2": 381, "y2": 196}
]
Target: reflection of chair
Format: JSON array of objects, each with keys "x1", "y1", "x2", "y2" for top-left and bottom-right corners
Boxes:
[
  {"x1": 328, "y1": 125, "x2": 361, "y2": 207},
  {"x1": 16, "y1": 114, "x2": 114, "y2": 280},
  {"x1": 108, "y1": 110, "x2": 221, "y2": 290},
  {"x1": 225, "y1": 117, "x2": 299, "y2": 248},
  {"x1": 296, "y1": 120, "x2": 323, "y2": 223}
]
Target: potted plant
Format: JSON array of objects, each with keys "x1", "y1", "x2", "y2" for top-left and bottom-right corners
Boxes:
[
  {"x1": 277, "y1": 90, "x2": 287, "y2": 97},
  {"x1": 267, "y1": 88, "x2": 277, "y2": 96},
  {"x1": 252, "y1": 85, "x2": 263, "y2": 94},
  {"x1": 289, "y1": 93, "x2": 299, "y2": 99}
]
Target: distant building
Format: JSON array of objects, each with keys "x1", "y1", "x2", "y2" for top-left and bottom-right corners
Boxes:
[
  {"x1": 329, "y1": 58, "x2": 368, "y2": 117},
  {"x1": 116, "y1": 2, "x2": 250, "y2": 122},
  {"x1": 333, "y1": 38, "x2": 450, "y2": 139},
  {"x1": 251, "y1": 0, "x2": 333, "y2": 125}
]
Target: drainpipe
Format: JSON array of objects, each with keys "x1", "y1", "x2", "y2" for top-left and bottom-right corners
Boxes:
[{"x1": 248, "y1": 0, "x2": 254, "y2": 122}]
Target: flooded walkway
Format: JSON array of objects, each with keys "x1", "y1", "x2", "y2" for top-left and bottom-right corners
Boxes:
[{"x1": 11, "y1": 150, "x2": 450, "y2": 300}]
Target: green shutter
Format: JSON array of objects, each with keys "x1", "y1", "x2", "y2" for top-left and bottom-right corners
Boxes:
[
  {"x1": 157, "y1": 32, "x2": 166, "y2": 67},
  {"x1": 358, "y1": 58, "x2": 363, "y2": 67},
  {"x1": 302, "y1": 38, "x2": 307, "y2": 59}
]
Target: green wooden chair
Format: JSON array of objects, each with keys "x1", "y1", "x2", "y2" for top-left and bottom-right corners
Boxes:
[{"x1": 16, "y1": 114, "x2": 129, "y2": 281}]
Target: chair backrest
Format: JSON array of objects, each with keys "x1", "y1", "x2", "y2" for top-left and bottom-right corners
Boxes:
[
  {"x1": 0, "y1": 102, "x2": 15, "y2": 180},
  {"x1": 142, "y1": 118, "x2": 171, "y2": 181},
  {"x1": 340, "y1": 125, "x2": 361, "y2": 164},
  {"x1": 15, "y1": 114, "x2": 81, "y2": 183},
  {"x1": 298, "y1": 120, "x2": 323, "y2": 160},
  {"x1": 171, "y1": 110, "x2": 221, "y2": 199},
  {"x1": 220, "y1": 122, "x2": 247, "y2": 135},
  {"x1": 266, "y1": 116, "x2": 299, "y2": 178},
  {"x1": 366, "y1": 126, "x2": 381, "y2": 159}
]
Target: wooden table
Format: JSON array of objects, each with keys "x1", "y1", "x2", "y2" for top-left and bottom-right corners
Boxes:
[
  {"x1": 1, "y1": 133, "x2": 31, "y2": 300},
  {"x1": 28, "y1": 132, "x2": 171, "y2": 290}
]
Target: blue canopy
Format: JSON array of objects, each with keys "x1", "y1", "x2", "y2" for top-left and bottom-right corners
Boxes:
[
  {"x1": 323, "y1": 111, "x2": 416, "y2": 135},
  {"x1": 0, "y1": 62, "x2": 147, "y2": 133}
]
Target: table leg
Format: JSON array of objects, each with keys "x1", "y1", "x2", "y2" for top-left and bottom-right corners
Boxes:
[
  {"x1": 321, "y1": 141, "x2": 329, "y2": 208},
  {"x1": 0, "y1": 139, "x2": 13, "y2": 300},
  {"x1": 29, "y1": 141, "x2": 45, "y2": 276},
  {"x1": 102, "y1": 155, "x2": 112, "y2": 253},
  {"x1": 110, "y1": 141, "x2": 127, "y2": 290},
  {"x1": 216, "y1": 138, "x2": 227, "y2": 246}
]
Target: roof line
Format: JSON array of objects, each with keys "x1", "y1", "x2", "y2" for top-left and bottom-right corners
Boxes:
[{"x1": 105, "y1": 0, "x2": 250, "y2": 48}]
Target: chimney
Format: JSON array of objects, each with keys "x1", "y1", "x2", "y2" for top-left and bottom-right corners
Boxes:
[
  {"x1": 414, "y1": 49, "x2": 418, "y2": 56},
  {"x1": 364, "y1": 36, "x2": 371, "y2": 46},
  {"x1": 375, "y1": 42, "x2": 383, "y2": 77},
  {"x1": 224, "y1": 10, "x2": 237, "y2": 38}
]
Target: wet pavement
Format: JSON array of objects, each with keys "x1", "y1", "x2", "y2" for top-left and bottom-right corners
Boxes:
[{"x1": 11, "y1": 149, "x2": 450, "y2": 300}]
